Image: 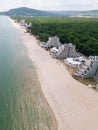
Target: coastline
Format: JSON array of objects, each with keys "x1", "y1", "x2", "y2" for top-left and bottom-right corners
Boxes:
[
  {"x1": 8, "y1": 17, "x2": 58, "y2": 130},
  {"x1": 9, "y1": 17, "x2": 98, "y2": 130}
]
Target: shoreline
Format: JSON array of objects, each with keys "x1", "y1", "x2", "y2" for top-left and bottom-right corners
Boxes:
[
  {"x1": 9, "y1": 17, "x2": 98, "y2": 130},
  {"x1": 8, "y1": 17, "x2": 58, "y2": 130}
]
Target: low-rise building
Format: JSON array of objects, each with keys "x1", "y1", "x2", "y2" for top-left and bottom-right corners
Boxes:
[
  {"x1": 50, "y1": 47, "x2": 59, "y2": 53},
  {"x1": 25, "y1": 23, "x2": 32, "y2": 28},
  {"x1": 65, "y1": 58, "x2": 81, "y2": 67},
  {"x1": 39, "y1": 42, "x2": 46, "y2": 47}
]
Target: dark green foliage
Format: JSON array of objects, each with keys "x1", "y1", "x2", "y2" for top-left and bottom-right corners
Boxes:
[
  {"x1": 14, "y1": 17, "x2": 98, "y2": 56},
  {"x1": 39, "y1": 33, "x2": 50, "y2": 41}
]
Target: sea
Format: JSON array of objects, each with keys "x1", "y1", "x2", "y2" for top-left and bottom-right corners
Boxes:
[{"x1": 0, "y1": 16, "x2": 55, "y2": 130}]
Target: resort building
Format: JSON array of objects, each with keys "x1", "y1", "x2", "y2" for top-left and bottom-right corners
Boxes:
[
  {"x1": 89, "y1": 56, "x2": 98, "y2": 61},
  {"x1": 19, "y1": 20, "x2": 32, "y2": 31},
  {"x1": 65, "y1": 57, "x2": 81, "y2": 67},
  {"x1": 50, "y1": 47, "x2": 59, "y2": 53},
  {"x1": 19, "y1": 19, "x2": 25, "y2": 26},
  {"x1": 52, "y1": 43, "x2": 77, "y2": 59},
  {"x1": 74, "y1": 60, "x2": 98, "y2": 78},
  {"x1": 45, "y1": 36, "x2": 61, "y2": 48},
  {"x1": 25, "y1": 23, "x2": 32, "y2": 28}
]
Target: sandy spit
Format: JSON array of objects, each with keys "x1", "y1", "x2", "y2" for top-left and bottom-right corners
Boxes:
[{"x1": 9, "y1": 17, "x2": 98, "y2": 130}]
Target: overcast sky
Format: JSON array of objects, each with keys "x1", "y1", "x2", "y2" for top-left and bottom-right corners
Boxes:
[{"x1": 0, "y1": 0, "x2": 98, "y2": 11}]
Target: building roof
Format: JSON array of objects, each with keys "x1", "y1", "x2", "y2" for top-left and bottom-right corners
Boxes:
[{"x1": 65, "y1": 58, "x2": 81, "y2": 66}]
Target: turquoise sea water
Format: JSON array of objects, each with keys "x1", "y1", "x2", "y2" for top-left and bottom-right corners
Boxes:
[{"x1": 0, "y1": 16, "x2": 54, "y2": 130}]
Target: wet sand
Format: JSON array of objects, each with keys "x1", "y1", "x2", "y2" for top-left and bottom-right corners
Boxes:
[{"x1": 10, "y1": 17, "x2": 98, "y2": 130}]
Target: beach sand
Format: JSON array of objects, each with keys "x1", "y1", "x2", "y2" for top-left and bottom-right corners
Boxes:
[{"x1": 10, "y1": 17, "x2": 98, "y2": 130}]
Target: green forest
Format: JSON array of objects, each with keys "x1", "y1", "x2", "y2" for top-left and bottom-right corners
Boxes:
[{"x1": 14, "y1": 17, "x2": 98, "y2": 56}]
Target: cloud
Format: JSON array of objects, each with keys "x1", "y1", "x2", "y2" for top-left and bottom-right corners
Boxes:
[{"x1": 19, "y1": 0, "x2": 98, "y2": 10}]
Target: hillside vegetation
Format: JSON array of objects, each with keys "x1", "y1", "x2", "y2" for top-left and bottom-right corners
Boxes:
[
  {"x1": 0, "y1": 7, "x2": 53, "y2": 16},
  {"x1": 15, "y1": 17, "x2": 98, "y2": 56},
  {"x1": 1, "y1": 7, "x2": 98, "y2": 16}
]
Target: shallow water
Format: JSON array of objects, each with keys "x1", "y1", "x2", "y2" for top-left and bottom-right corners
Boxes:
[{"x1": 0, "y1": 16, "x2": 55, "y2": 130}]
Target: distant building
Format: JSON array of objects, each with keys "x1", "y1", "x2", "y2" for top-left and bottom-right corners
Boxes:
[
  {"x1": 25, "y1": 23, "x2": 32, "y2": 33},
  {"x1": 19, "y1": 19, "x2": 25, "y2": 26},
  {"x1": 52, "y1": 43, "x2": 77, "y2": 59},
  {"x1": 45, "y1": 36, "x2": 61, "y2": 48},
  {"x1": 25, "y1": 23, "x2": 32, "y2": 28}
]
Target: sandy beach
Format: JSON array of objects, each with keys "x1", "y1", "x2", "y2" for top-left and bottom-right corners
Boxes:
[{"x1": 10, "y1": 17, "x2": 98, "y2": 130}]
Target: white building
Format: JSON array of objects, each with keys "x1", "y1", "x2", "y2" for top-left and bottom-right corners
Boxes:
[
  {"x1": 19, "y1": 19, "x2": 25, "y2": 26},
  {"x1": 45, "y1": 36, "x2": 61, "y2": 48},
  {"x1": 53, "y1": 43, "x2": 77, "y2": 59},
  {"x1": 65, "y1": 58, "x2": 81, "y2": 67},
  {"x1": 74, "y1": 60, "x2": 98, "y2": 78},
  {"x1": 25, "y1": 23, "x2": 32, "y2": 28},
  {"x1": 50, "y1": 47, "x2": 59, "y2": 53},
  {"x1": 89, "y1": 56, "x2": 98, "y2": 61}
]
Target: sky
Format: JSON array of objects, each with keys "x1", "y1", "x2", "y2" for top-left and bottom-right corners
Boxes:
[{"x1": 0, "y1": 0, "x2": 98, "y2": 11}]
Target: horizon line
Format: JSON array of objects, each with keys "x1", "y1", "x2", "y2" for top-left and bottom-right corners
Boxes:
[{"x1": 1, "y1": 6, "x2": 98, "y2": 12}]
